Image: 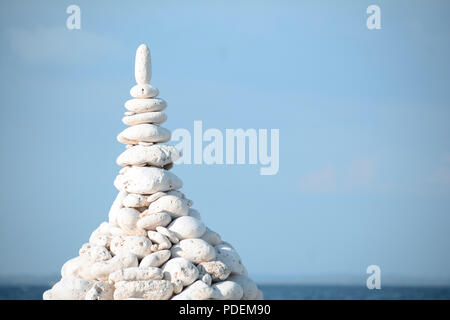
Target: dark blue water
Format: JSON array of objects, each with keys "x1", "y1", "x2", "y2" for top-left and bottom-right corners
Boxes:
[{"x1": 1, "y1": 284, "x2": 450, "y2": 300}]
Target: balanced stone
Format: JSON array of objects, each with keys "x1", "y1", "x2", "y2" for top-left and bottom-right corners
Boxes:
[
  {"x1": 117, "y1": 144, "x2": 180, "y2": 167},
  {"x1": 124, "y1": 98, "x2": 167, "y2": 113},
  {"x1": 135, "y1": 43, "x2": 151, "y2": 84},
  {"x1": 114, "y1": 280, "x2": 173, "y2": 300},
  {"x1": 168, "y1": 216, "x2": 206, "y2": 239},
  {"x1": 109, "y1": 267, "x2": 163, "y2": 283},
  {"x1": 122, "y1": 111, "x2": 167, "y2": 126},
  {"x1": 171, "y1": 239, "x2": 216, "y2": 264},
  {"x1": 43, "y1": 43, "x2": 262, "y2": 301},
  {"x1": 162, "y1": 257, "x2": 199, "y2": 287},
  {"x1": 130, "y1": 84, "x2": 159, "y2": 99},
  {"x1": 139, "y1": 250, "x2": 171, "y2": 268},
  {"x1": 117, "y1": 124, "x2": 171, "y2": 144},
  {"x1": 114, "y1": 166, "x2": 183, "y2": 194},
  {"x1": 148, "y1": 195, "x2": 189, "y2": 218}
]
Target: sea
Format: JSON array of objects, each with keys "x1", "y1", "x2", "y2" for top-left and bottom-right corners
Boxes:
[{"x1": 1, "y1": 284, "x2": 450, "y2": 300}]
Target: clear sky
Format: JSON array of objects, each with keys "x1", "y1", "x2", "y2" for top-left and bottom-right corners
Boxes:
[{"x1": 0, "y1": 0, "x2": 449, "y2": 285}]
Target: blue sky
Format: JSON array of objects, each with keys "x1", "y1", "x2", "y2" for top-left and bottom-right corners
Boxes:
[{"x1": 0, "y1": 0, "x2": 449, "y2": 285}]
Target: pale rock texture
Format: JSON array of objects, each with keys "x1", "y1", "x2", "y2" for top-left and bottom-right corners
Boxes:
[
  {"x1": 124, "y1": 98, "x2": 167, "y2": 113},
  {"x1": 200, "y1": 227, "x2": 222, "y2": 245},
  {"x1": 139, "y1": 250, "x2": 171, "y2": 268},
  {"x1": 109, "y1": 267, "x2": 163, "y2": 283},
  {"x1": 148, "y1": 195, "x2": 189, "y2": 218},
  {"x1": 85, "y1": 281, "x2": 114, "y2": 300},
  {"x1": 79, "y1": 243, "x2": 111, "y2": 262},
  {"x1": 109, "y1": 236, "x2": 152, "y2": 259},
  {"x1": 168, "y1": 216, "x2": 206, "y2": 239},
  {"x1": 137, "y1": 211, "x2": 172, "y2": 230},
  {"x1": 61, "y1": 256, "x2": 96, "y2": 280},
  {"x1": 114, "y1": 166, "x2": 183, "y2": 194},
  {"x1": 122, "y1": 111, "x2": 167, "y2": 126},
  {"x1": 91, "y1": 253, "x2": 139, "y2": 281},
  {"x1": 162, "y1": 257, "x2": 199, "y2": 287},
  {"x1": 171, "y1": 280, "x2": 215, "y2": 300},
  {"x1": 147, "y1": 230, "x2": 172, "y2": 251},
  {"x1": 171, "y1": 239, "x2": 216, "y2": 264},
  {"x1": 44, "y1": 278, "x2": 96, "y2": 300},
  {"x1": 227, "y1": 274, "x2": 259, "y2": 300},
  {"x1": 117, "y1": 144, "x2": 180, "y2": 167},
  {"x1": 135, "y1": 43, "x2": 151, "y2": 84},
  {"x1": 215, "y1": 243, "x2": 248, "y2": 276},
  {"x1": 197, "y1": 260, "x2": 231, "y2": 282},
  {"x1": 114, "y1": 280, "x2": 173, "y2": 300},
  {"x1": 117, "y1": 123, "x2": 171, "y2": 144},
  {"x1": 44, "y1": 43, "x2": 261, "y2": 300},
  {"x1": 130, "y1": 84, "x2": 159, "y2": 99},
  {"x1": 212, "y1": 281, "x2": 244, "y2": 300}
]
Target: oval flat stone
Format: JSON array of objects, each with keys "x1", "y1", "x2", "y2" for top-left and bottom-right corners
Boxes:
[
  {"x1": 125, "y1": 98, "x2": 167, "y2": 113},
  {"x1": 122, "y1": 111, "x2": 167, "y2": 126},
  {"x1": 114, "y1": 167, "x2": 183, "y2": 194},
  {"x1": 130, "y1": 84, "x2": 159, "y2": 98},
  {"x1": 117, "y1": 124, "x2": 171, "y2": 145},
  {"x1": 168, "y1": 216, "x2": 206, "y2": 240},
  {"x1": 117, "y1": 145, "x2": 180, "y2": 167},
  {"x1": 171, "y1": 239, "x2": 216, "y2": 264}
]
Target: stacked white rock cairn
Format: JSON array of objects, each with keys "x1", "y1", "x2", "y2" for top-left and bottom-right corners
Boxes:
[{"x1": 43, "y1": 44, "x2": 263, "y2": 300}]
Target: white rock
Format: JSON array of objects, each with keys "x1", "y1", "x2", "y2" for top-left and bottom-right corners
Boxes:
[
  {"x1": 88, "y1": 223, "x2": 113, "y2": 248},
  {"x1": 122, "y1": 111, "x2": 167, "y2": 126},
  {"x1": 171, "y1": 239, "x2": 216, "y2": 264},
  {"x1": 117, "y1": 208, "x2": 146, "y2": 235},
  {"x1": 110, "y1": 236, "x2": 152, "y2": 259},
  {"x1": 188, "y1": 208, "x2": 202, "y2": 220},
  {"x1": 197, "y1": 261, "x2": 231, "y2": 282},
  {"x1": 109, "y1": 267, "x2": 163, "y2": 283},
  {"x1": 147, "y1": 191, "x2": 167, "y2": 203},
  {"x1": 79, "y1": 243, "x2": 112, "y2": 262},
  {"x1": 147, "y1": 230, "x2": 172, "y2": 251},
  {"x1": 171, "y1": 280, "x2": 215, "y2": 300},
  {"x1": 215, "y1": 244, "x2": 248, "y2": 276},
  {"x1": 130, "y1": 84, "x2": 159, "y2": 99},
  {"x1": 139, "y1": 250, "x2": 171, "y2": 268},
  {"x1": 91, "y1": 252, "x2": 139, "y2": 281},
  {"x1": 156, "y1": 226, "x2": 179, "y2": 244},
  {"x1": 117, "y1": 145, "x2": 180, "y2": 167},
  {"x1": 114, "y1": 167, "x2": 183, "y2": 194},
  {"x1": 168, "y1": 216, "x2": 206, "y2": 239},
  {"x1": 137, "y1": 211, "x2": 172, "y2": 230},
  {"x1": 162, "y1": 257, "x2": 199, "y2": 287},
  {"x1": 114, "y1": 280, "x2": 173, "y2": 300},
  {"x1": 43, "y1": 278, "x2": 96, "y2": 300},
  {"x1": 212, "y1": 281, "x2": 243, "y2": 300},
  {"x1": 117, "y1": 124, "x2": 170, "y2": 145},
  {"x1": 200, "y1": 228, "x2": 222, "y2": 246},
  {"x1": 89, "y1": 233, "x2": 112, "y2": 249},
  {"x1": 148, "y1": 195, "x2": 189, "y2": 218},
  {"x1": 61, "y1": 256, "x2": 96, "y2": 280},
  {"x1": 85, "y1": 281, "x2": 114, "y2": 300},
  {"x1": 135, "y1": 43, "x2": 151, "y2": 84},
  {"x1": 167, "y1": 190, "x2": 186, "y2": 198},
  {"x1": 227, "y1": 275, "x2": 258, "y2": 300},
  {"x1": 122, "y1": 193, "x2": 149, "y2": 208},
  {"x1": 108, "y1": 191, "x2": 127, "y2": 226},
  {"x1": 124, "y1": 98, "x2": 167, "y2": 113}
]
